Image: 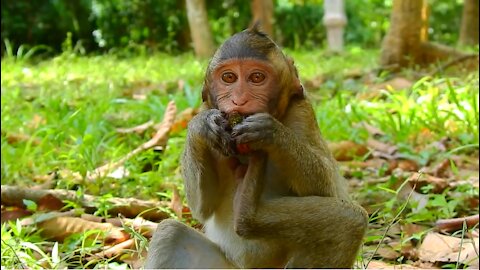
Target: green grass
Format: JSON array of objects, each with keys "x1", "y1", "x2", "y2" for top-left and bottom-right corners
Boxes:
[{"x1": 1, "y1": 48, "x2": 479, "y2": 268}]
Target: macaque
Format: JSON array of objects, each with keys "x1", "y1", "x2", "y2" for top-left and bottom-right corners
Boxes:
[{"x1": 145, "y1": 25, "x2": 368, "y2": 269}]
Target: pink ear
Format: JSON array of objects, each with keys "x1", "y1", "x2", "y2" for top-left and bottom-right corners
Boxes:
[
  {"x1": 202, "y1": 84, "x2": 208, "y2": 102},
  {"x1": 291, "y1": 78, "x2": 305, "y2": 98}
]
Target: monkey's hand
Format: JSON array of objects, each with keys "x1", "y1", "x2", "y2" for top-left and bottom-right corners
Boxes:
[
  {"x1": 188, "y1": 109, "x2": 235, "y2": 156},
  {"x1": 231, "y1": 113, "x2": 278, "y2": 151}
]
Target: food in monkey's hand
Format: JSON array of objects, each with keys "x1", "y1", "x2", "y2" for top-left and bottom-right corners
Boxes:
[
  {"x1": 227, "y1": 112, "x2": 244, "y2": 128},
  {"x1": 226, "y1": 112, "x2": 251, "y2": 155}
]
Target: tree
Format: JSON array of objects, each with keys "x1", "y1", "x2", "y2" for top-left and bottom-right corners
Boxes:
[
  {"x1": 459, "y1": 0, "x2": 479, "y2": 46},
  {"x1": 185, "y1": 0, "x2": 215, "y2": 58},
  {"x1": 380, "y1": 0, "x2": 464, "y2": 69},
  {"x1": 250, "y1": 0, "x2": 274, "y2": 37}
]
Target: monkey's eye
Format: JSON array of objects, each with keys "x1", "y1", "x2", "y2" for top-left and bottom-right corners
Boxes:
[
  {"x1": 222, "y1": 72, "x2": 237, "y2": 83},
  {"x1": 249, "y1": 72, "x2": 266, "y2": 83}
]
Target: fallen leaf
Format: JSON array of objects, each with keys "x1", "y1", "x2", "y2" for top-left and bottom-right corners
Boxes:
[
  {"x1": 367, "y1": 138, "x2": 398, "y2": 155},
  {"x1": 1, "y1": 208, "x2": 32, "y2": 223},
  {"x1": 37, "y1": 194, "x2": 64, "y2": 211},
  {"x1": 435, "y1": 214, "x2": 480, "y2": 232},
  {"x1": 38, "y1": 216, "x2": 129, "y2": 244},
  {"x1": 408, "y1": 172, "x2": 449, "y2": 193},
  {"x1": 431, "y1": 159, "x2": 452, "y2": 178},
  {"x1": 91, "y1": 238, "x2": 135, "y2": 259},
  {"x1": 377, "y1": 245, "x2": 400, "y2": 260},
  {"x1": 4, "y1": 132, "x2": 41, "y2": 146},
  {"x1": 418, "y1": 232, "x2": 479, "y2": 267},
  {"x1": 328, "y1": 141, "x2": 370, "y2": 161},
  {"x1": 396, "y1": 160, "x2": 420, "y2": 172},
  {"x1": 401, "y1": 223, "x2": 429, "y2": 239},
  {"x1": 366, "y1": 260, "x2": 421, "y2": 269}
]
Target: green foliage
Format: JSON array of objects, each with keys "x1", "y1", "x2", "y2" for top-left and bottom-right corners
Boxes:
[
  {"x1": 91, "y1": 0, "x2": 189, "y2": 53},
  {"x1": 1, "y1": 0, "x2": 94, "y2": 54},
  {"x1": 1, "y1": 0, "x2": 468, "y2": 55},
  {"x1": 276, "y1": 1, "x2": 326, "y2": 49}
]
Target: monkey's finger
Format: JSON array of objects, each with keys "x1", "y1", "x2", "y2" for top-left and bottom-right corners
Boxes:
[
  {"x1": 231, "y1": 121, "x2": 267, "y2": 137},
  {"x1": 234, "y1": 132, "x2": 265, "y2": 145}
]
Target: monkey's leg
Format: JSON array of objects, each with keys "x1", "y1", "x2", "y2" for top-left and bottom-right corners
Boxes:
[
  {"x1": 144, "y1": 219, "x2": 235, "y2": 269},
  {"x1": 234, "y1": 153, "x2": 367, "y2": 268},
  {"x1": 240, "y1": 196, "x2": 368, "y2": 268}
]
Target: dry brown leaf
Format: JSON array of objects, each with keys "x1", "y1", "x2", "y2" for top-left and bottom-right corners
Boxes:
[
  {"x1": 377, "y1": 245, "x2": 401, "y2": 260},
  {"x1": 435, "y1": 214, "x2": 480, "y2": 232},
  {"x1": 366, "y1": 260, "x2": 421, "y2": 269},
  {"x1": 395, "y1": 160, "x2": 420, "y2": 172},
  {"x1": 4, "y1": 132, "x2": 42, "y2": 146},
  {"x1": 93, "y1": 238, "x2": 135, "y2": 259},
  {"x1": 341, "y1": 158, "x2": 389, "y2": 169},
  {"x1": 431, "y1": 159, "x2": 452, "y2": 178},
  {"x1": 367, "y1": 138, "x2": 398, "y2": 155},
  {"x1": 401, "y1": 223, "x2": 429, "y2": 239},
  {"x1": 1, "y1": 208, "x2": 32, "y2": 223},
  {"x1": 328, "y1": 141, "x2": 370, "y2": 161},
  {"x1": 38, "y1": 216, "x2": 129, "y2": 244},
  {"x1": 79, "y1": 214, "x2": 158, "y2": 238},
  {"x1": 418, "y1": 232, "x2": 479, "y2": 267},
  {"x1": 408, "y1": 172, "x2": 449, "y2": 193},
  {"x1": 37, "y1": 194, "x2": 64, "y2": 211}
]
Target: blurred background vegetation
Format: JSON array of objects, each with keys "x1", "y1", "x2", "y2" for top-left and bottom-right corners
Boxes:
[{"x1": 1, "y1": 0, "x2": 465, "y2": 56}]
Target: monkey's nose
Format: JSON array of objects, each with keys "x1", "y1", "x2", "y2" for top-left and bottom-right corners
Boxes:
[{"x1": 232, "y1": 99, "x2": 248, "y2": 106}]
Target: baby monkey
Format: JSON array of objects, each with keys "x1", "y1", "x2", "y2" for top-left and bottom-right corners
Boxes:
[{"x1": 145, "y1": 25, "x2": 368, "y2": 269}]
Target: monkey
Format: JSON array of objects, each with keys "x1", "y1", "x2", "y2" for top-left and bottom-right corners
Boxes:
[{"x1": 145, "y1": 25, "x2": 368, "y2": 269}]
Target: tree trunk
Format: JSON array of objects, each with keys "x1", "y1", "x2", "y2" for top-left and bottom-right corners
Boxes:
[
  {"x1": 380, "y1": 0, "x2": 465, "y2": 69},
  {"x1": 459, "y1": 0, "x2": 479, "y2": 46},
  {"x1": 380, "y1": 0, "x2": 429, "y2": 68},
  {"x1": 250, "y1": 0, "x2": 274, "y2": 37},
  {"x1": 185, "y1": 0, "x2": 215, "y2": 58}
]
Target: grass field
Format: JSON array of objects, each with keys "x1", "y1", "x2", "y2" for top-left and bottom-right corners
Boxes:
[{"x1": 1, "y1": 48, "x2": 479, "y2": 268}]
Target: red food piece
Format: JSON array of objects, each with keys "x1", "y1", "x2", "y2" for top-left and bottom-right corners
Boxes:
[{"x1": 236, "y1": 143, "x2": 250, "y2": 154}]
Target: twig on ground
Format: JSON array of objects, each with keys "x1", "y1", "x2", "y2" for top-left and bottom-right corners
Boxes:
[{"x1": 1, "y1": 185, "x2": 170, "y2": 221}]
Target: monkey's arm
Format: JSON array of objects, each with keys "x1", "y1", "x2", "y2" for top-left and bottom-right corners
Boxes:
[
  {"x1": 182, "y1": 108, "x2": 233, "y2": 221},
  {"x1": 232, "y1": 100, "x2": 341, "y2": 197}
]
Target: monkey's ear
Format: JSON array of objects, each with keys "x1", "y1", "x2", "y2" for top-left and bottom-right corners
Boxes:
[
  {"x1": 293, "y1": 80, "x2": 305, "y2": 99},
  {"x1": 286, "y1": 57, "x2": 305, "y2": 98},
  {"x1": 202, "y1": 83, "x2": 209, "y2": 102}
]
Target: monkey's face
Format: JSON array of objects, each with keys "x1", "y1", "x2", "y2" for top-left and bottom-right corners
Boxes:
[{"x1": 209, "y1": 58, "x2": 281, "y2": 117}]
